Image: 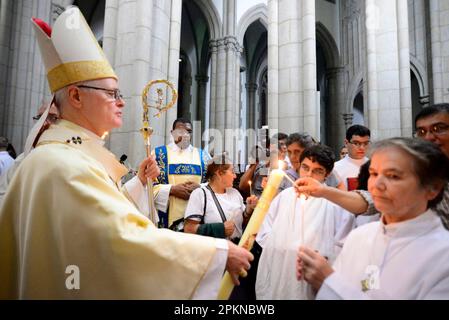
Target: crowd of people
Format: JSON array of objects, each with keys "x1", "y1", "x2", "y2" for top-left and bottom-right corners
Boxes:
[{"x1": 1, "y1": 6, "x2": 449, "y2": 300}]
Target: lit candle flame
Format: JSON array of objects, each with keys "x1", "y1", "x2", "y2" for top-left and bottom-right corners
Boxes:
[{"x1": 101, "y1": 132, "x2": 109, "y2": 140}]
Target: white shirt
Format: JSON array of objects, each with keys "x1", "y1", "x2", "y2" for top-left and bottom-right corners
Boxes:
[
  {"x1": 0, "y1": 151, "x2": 14, "y2": 177},
  {"x1": 334, "y1": 155, "x2": 371, "y2": 227},
  {"x1": 333, "y1": 155, "x2": 368, "y2": 189},
  {"x1": 317, "y1": 210, "x2": 449, "y2": 300},
  {"x1": 185, "y1": 185, "x2": 245, "y2": 239}
]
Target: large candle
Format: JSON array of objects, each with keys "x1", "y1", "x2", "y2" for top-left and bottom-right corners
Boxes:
[{"x1": 217, "y1": 169, "x2": 285, "y2": 300}]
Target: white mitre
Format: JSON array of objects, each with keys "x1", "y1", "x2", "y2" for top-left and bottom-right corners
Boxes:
[
  {"x1": 32, "y1": 6, "x2": 117, "y2": 93},
  {"x1": 25, "y1": 6, "x2": 117, "y2": 155}
]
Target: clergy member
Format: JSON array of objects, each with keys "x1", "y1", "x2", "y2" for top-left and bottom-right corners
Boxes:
[
  {"x1": 152, "y1": 118, "x2": 210, "y2": 229},
  {"x1": 0, "y1": 6, "x2": 252, "y2": 299}
]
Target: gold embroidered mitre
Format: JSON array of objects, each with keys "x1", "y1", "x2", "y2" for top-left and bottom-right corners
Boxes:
[{"x1": 31, "y1": 6, "x2": 117, "y2": 93}]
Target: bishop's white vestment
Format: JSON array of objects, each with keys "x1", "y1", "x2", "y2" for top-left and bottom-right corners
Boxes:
[{"x1": 0, "y1": 120, "x2": 227, "y2": 299}]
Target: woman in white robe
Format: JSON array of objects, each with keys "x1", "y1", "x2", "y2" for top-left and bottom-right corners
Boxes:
[{"x1": 297, "y1": 137, "x2": 449, "y2": 300}]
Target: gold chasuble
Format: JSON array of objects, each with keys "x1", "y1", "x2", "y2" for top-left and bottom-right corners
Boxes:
[
  {"x1": 0, "y1": 120, "x2": 217, "y2": 299},
  {"x1": 154, "y1": 144, "x2": 208, "y2": 228}
]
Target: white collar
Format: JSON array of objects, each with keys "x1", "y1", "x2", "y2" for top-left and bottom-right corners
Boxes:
[
  {"x1": 168, "y1": 142, "x2": 193, "y2": 153},
  {"x1": 58, "y1": 119, "x2": 106, "y2": 146},
  {"x1": 379, "y1": 209, "x2": 442, "y2": 238},
  {"x1": 345, "y1": 155, "x2": 368, "y2": 166}
]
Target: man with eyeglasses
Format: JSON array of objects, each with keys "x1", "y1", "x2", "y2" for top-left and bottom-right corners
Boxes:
[
  {"x1": 414, "y1": 103, "x2": 449, "y2": 226},
  {"x1": 334, "y1": 125, "x2": 371, "y2": 191},
  {"x1": 0, "y1": 7, "x2": 253, "y2": 299}
]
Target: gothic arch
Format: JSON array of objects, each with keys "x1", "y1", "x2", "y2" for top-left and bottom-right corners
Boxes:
[
  {"x1": 191, "y1": 0, "x2": 222, "y2": 39},
  {"x1": 410, "y1": 56, "x2": 428, "y2": 97},
  {"x1": 315, "y1": 22, "x2": 340, "y2": 69},
  {"x1": 237, "y1": 4, "x2": 268, "y2": 45},
  {"x1": 345, "y1": 72, "x2": 364, "y2": 114}
]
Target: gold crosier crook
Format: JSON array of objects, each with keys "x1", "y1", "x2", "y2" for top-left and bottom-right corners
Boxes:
[{"x1": 141, "y1": 79, "x2": 178, "y2": 224}]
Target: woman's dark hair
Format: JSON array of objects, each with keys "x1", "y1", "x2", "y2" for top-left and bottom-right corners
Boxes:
[
  {"x1": 287, "y1": 133, "x2": 316, "y2": 149},
  {"x1": 299, "y1": 144, "x2": 335, "y2": 175},
  {"x1": 205, "y1": 153, "x2": 233, "y2": 181},
  {"x1": 357, "y1": 160, "x2": 370, "y2": 191},
  {"x1": 369, "y1": 137, "x2": 449, "y2": 213}
]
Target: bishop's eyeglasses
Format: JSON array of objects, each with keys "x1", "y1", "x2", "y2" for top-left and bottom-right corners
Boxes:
[{"x1": 77, "y1": 85, "x2": 124, "y2": 101}]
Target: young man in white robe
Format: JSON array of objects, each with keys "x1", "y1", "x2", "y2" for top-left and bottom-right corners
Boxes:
[
  {"x1": 0, "y1": 7, "x2": 253, "y2": 299},
  {"x1": 256, "y1": 145, "x2": 355, "y2": 300}
]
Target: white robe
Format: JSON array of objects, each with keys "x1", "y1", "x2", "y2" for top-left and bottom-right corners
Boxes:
[
  {"x1": 0, "y1": 120, "x2": 227, "y2": 299},
  {"x1": 256, "y1": 188, "x2": 355, "y2": 300},
  {"x1": 317, "y1": 209, "x2": 449, "y2": 300}
]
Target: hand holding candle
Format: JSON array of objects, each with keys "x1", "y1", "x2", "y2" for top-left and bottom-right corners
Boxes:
[{"x1": 217, "y1": 168, "x2": 285, "y2": 300}]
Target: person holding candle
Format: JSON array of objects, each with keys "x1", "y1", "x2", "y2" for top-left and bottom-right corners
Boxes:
[
  {"x1": 296, "y1": 138, "x2": 449, "y2": 299},
  {"x1": 255, "y1": 145, "x2": 355, "y2": 300},
  {"x1": 184, "y1": 154, "x2": 258, "y2": 241},
  {"x1": 0, "y1": 7, "x2": 254, "y2": 299}
]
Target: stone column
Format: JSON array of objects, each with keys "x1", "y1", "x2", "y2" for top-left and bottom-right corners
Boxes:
[
  {"x1": 105, "y1": 0, "x2": 181, "y2": 167},
  {"x1": 342, "y1": 113, "x2": 354, "y2": 128},
  {"x1": 268, "y1": 0, "x2": 318, "y2": 137},
  {"x1": 0, "y1": 0, "x2": 52, "y2": 152},
  {"x1": 429, "y1": 0, "x2": 449, "y2": 103},
  {"x1": 365, "y1": 0, "x2": 412, "y2": 140},
  {"x1": 105, "y1": 0, "x2": 156, "y2": 168},
  {"x1": 302, "y1": 0, "x2": 318, "y2": 138},
  {"x1": 207, "y1": 0, "x2": 241, "y2": 156},
  {"x1": 214, "y1": 38, "x2": 226, "y2": 148},
  {"x1": 165, "y1": 0, "x2": 182, "y2": 141},
  {"x1": 208, "y1": 40, "x2": 218, "y2": 131},
  {"x1": 245, "y1": 82, "x2": 258, "y2": 130},
  {"x1": 397, "y1": 0, "x2": 412, "y2": 137},
  {"x1": 267, "y1": 0, "x2": 279, "y2": 130},
  {"x1": 196, "y1": 75, "x2": 209, "y2": 138},
  {"x1": 327, "y1": 67, "x2": 346, "y2": 149}
]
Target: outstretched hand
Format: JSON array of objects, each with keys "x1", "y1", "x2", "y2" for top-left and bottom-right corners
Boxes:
[{"x1": 294, "y1": 177, "x2": 327, "y2": 199}]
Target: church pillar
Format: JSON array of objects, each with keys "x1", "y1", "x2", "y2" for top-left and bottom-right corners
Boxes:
[
  {"x1": 365, "y1": 0, "x2": 412, "y2": 140},
  {"x1": 195, "y1": 74, "x2": 209, "y2": 141},
  {"x1": 327, "y1": 67, "x2": 346, "y2": 149},
  {"x1": 0, "y1": 0, "x2": 52, "y2": 153},
  {"x1": 429, "y1": 0, "x2": 449, "y2": 103},
  {"x1": 165, "y1": 0, "x2": 182, "y2": 141},
  {"x1": 208, "y1": 40, "x2": 218, "y2": 131},
  {"x1": 105, "y1": 0, "x2": 182, "y2": 167},
  {"x1": 245, "y1": 82, "x2": 258, "y2": 130},
  {"x1": 268, "y1": 0, "x2": 318, "y2": 138}
]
